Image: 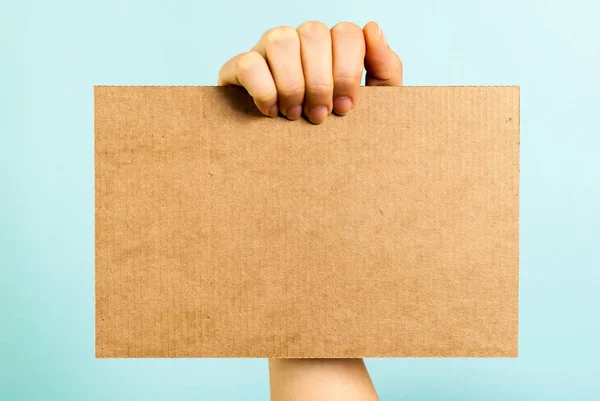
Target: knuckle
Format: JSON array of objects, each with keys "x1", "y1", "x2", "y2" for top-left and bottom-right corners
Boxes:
[
  {"x1": 278, "y1": 82, "x2": 305, "y2": 99},
  {"x1": 331, "y1": 21, "x2": 362, "y2": 36},
  {"x1": 254, "y1": 86, "x2": 278, "y2": 104},
  {"x1": 235, "y1": 51, "x2": 263, "y2": 77},
  {"x1": 297, "y1": 21, "x2": 329, "y2": 37},
  {"x1": 306, "y1": 82, "x2": 334, "y2": 99},
  {"x1": 265, "y1": 26, "x2": 298, "y2": 48},
  {"x1": 256, "y1": 91, "x2": 278, "y2": 105},
  {"x1": 334, "y1": 74, "x2": 361, "y2": 87}
]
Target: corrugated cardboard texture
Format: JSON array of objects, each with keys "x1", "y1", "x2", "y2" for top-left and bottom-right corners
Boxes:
[{"x1": 95, "y1": 86, "x2": 519, "y2": 358}]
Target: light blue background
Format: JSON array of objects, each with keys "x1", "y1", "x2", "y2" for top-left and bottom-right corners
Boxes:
[{"x1": 2, "y1": 0, "x2": 599, "y2": 399}]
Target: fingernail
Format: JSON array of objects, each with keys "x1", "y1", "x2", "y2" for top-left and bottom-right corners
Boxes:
[
  {"x1": 268, "y1": 105, "x2": 279, "y2": 118},
  {"x1": 285, "y1": 105, "x2": 303, "y2": 120},
  {"x1": 376, "y1": 22, "x2": 387, "y2": 46},
  {"x1": 333, "y1": 96, "x2": 353, "y2": 115},
  {"x1": 307, "y1": 106, "x2": 329, "y2": 124}
]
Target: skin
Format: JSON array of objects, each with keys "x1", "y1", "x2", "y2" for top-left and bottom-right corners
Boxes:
[
  {"x1": 218, "y1": 20, "x2": 402, "y2": 401},
  {"x1": 218, "y1": 21, "x2": 402, "y2": 123}
]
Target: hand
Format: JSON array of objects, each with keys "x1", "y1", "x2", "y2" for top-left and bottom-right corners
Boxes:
[
  {"x1": 218, "y1": 21, "x2": 402, "y2": 124},
  {"x1": 220, "y1": 20, "x2": 397, "y2": 401}
]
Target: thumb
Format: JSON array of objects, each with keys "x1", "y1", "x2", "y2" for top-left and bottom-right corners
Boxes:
[{"x1": 363, "y1": 21, "x2": 403, "y2": 86}]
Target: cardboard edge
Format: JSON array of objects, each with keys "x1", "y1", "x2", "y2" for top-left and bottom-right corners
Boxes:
[
  {"x1": 93, "y1": 85, "x2": 101, "y2": 358},
  {"x1": 92, "y1": 85, "x2": 522, "y2": 359},
  {"x1": 90, "y1": 85, "x2": 521, "y2": 88}
]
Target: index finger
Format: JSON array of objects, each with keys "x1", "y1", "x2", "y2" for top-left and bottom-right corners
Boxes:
[{"x1": 218, "y1": 51, "x2": 279, "y2": 117}]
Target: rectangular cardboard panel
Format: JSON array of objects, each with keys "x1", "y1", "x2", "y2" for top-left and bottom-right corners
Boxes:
[{"x1": 95, "y1": 86, "x2": 519, "y2": 358}]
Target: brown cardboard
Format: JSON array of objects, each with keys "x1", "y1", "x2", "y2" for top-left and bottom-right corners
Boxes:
[{"x1": 95, "y1": 86, "x2": 519, "y2": 358}]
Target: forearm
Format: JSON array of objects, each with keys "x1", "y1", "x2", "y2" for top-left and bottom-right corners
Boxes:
[{"x1": 268, "y1": 358, "x2": 379, "y2": 401}]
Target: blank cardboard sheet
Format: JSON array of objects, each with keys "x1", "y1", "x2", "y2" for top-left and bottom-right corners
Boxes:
[{"x1": 95, "y1": 86, "x2": 519, "y2": 358}]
